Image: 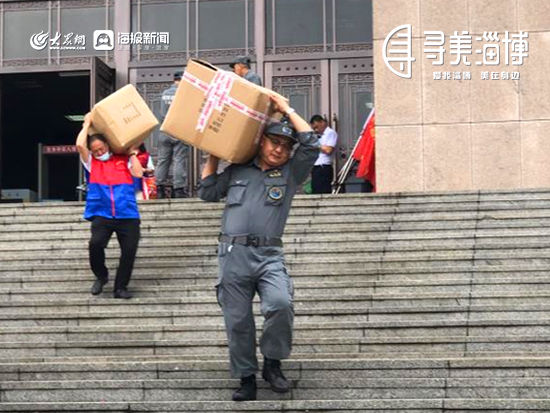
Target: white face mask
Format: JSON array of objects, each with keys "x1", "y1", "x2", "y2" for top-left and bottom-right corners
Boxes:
[{"x1": 94, "y1": 152, "x2": 112, "y2": 162}]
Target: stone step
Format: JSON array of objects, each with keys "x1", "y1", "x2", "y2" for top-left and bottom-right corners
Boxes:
[
  {"x1": 1, "y1": 333, "x2": 550, "y2": 360},
  {"x1": 1, "y1": 255, "x2": 550, "y2": 275},
  {"x1": 0, "y1": 188, "x2": 545, "y2": 210},
  {"x1": 4, "y1": 290, "x2": 550, "y2": 315},
  {"x1": 4, "y1": 398, "x2": 550, "y2": 412},
  {"x1": 2, "y1": 191, "x2": 550, "y2": 216},
  {"x1": 2, "y1": 302, "x2": 550, "y2": 327},
  {"x1": 0, "y1": 271, "x2": 544, "y2": 290},
  {"x1": 10, "y1": 349, "x2": 550, "y2": 364},
  {"x1": 2, "y1": 357, "x2": 548, "y2": 382},
  {"x1": 1, "y1": 264, "x2": 549, "y2": 283},
  {"x1": 1, "y1": 276, "x2": 548, "y2": 300},
  {"x1": 3, "y1": 263, "x2": 550, "y2": 282},
  {"x1": 6, "y1": 209, "x2": 550, "y2": 230},
  {"x1": 3, "y1": 376, "x2": 550, "y2": 403},
  {"x1": 8, "y1": 235, "x2": 550, "y2": 255},
  {"x1": 8, "y1": 215, "x2": 550, "y2": 239},
  {"x1": 8, "y1": 203, "x2": 550, "y2": 227},
  {"x1": 8, "y1": 244, "x2": 550, "y2": 265},
  {"x1": 0, "y1": 318, "x2": 548, "y2": 343},
  {"x1": 7, "y1": 204, "x2": 550, "y2": 225},
  {"x1": 5, "y1": 226, "x2": 550, "y2": 245}
]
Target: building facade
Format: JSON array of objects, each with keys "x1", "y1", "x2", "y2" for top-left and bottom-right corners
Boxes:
[
  {"x1": 0, "y1": 0, "x2": 373, "y2": 200},
  {"x1": 374, "y1": 0, "x2": 550, "y2": 192}
]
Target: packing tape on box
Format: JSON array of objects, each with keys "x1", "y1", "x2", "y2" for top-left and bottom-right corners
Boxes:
[{"x1": 183, "y1": 70, "x2": 272, "y2": 133}]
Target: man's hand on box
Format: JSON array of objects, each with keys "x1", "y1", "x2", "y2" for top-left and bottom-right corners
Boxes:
[
  {"x1": 269, "y1": 93, "x2": 290, "y2": 115},
  {"x1": 270, "y1": 93, "x2": 312, "y2": 133}
]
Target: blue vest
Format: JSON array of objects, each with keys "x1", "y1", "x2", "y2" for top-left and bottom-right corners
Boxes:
[{"x1": 84, "y1": 155, "x2": 140, "y2": 221}]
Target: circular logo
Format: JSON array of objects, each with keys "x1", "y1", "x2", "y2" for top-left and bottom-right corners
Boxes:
[
  {"x1": 30, "y1": 31, "x2": 49, "y2": 51},
  {"x1": 268, "y1": 186, "x2": 284, "y2": 201}
]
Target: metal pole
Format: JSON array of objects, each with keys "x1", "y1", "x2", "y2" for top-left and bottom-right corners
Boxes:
[
  {"x1": 332, "y1": 127, "x2": 365, "y2": 194},
  {"x1": 38, "y1": 143, "x2": 43, "y2": 201},
  {"x1": 78, "y1": 160, "x2": 83, "y2": 202},
  {"x1": 191, "y1": 146, "x2": 199, "y2": 197},
  {"x1": 333, "y1": 156, "x2": 355, "y2": 195}
]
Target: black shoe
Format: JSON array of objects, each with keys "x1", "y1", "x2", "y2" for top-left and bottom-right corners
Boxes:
[
  {"x1": 262, "y1": 358, "x2": 290, "y2": 393},
  {"x1": 91, "y1": 278, "x2": 108, "y2": 295},
  {"x1": 232, "y1": 375, "x2": 256, "y2": 401},
  {"x1": 114, "y1": 289, "x2": 133, "y2": 299},
  {"x1": 157, "y1": 185, "x2": 167, "y2": 199},
  {"x1": 173, "y1": 188, "x2": 189, "y2": 198}
]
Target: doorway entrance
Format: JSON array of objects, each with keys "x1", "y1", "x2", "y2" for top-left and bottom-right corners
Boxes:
[
  {"x1": 0, "y1": 71, "x2": 88, "y2": 201},
  {"x1": 265, "y1": 58, "x2": 373, "y2": 175},
  {"x1": 0, "y1": 58, "x2": 114, "y2": 202}
]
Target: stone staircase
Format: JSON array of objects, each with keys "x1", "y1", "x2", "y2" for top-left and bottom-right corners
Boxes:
[{"x1": 1, "y1": 190, "x2": 550, "y2": 412}]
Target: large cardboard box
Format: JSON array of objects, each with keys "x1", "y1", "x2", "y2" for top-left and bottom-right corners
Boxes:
[
  {"x1": 90, "y1": 84, "x2": 159, "y2": 154},
  {"x1": 161, "y1": 59, "x2": 280, "y2": 164}
]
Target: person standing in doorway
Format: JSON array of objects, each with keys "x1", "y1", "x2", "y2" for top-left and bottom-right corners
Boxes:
[
  {"x1": 76, "y1": 113, "x2": 143, "y2": 299},
  {"x1": 156, "y1": 70, "x2": 190, "y2": 199},
  {"x1": 310, "y1": 114, "x2": 338, "y2": 194}
]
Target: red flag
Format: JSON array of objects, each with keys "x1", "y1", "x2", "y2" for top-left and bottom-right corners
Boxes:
[
  {"x1": 352, "y1": 108, "x2": 374, "y2": 161},
  {"x1": 354, "y1": 109, "x2": 375, "y2": 191}
]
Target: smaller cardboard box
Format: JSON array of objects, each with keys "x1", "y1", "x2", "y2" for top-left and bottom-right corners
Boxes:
[
  {"x1": 161, "y1": 59, "x2": 281, "y2": 164},
  {"x1": 90, "y1": 84, "x2": 159, "y2": 154}
]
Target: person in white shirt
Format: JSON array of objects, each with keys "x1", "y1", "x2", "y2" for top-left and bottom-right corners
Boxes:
[{"x1": 310, "y1": 115, "x2": 338, "y2": 194}]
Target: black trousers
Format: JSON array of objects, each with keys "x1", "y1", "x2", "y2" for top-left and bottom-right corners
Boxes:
[
  {"x1": 89, "y1": 217, "x2": 140, "y2": 291},
  {"x1": 311, "y1": 164, "x2": 333, "y2": 194}
]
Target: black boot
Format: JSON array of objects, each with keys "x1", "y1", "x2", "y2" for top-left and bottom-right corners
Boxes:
[
  {"x1": 156, "y1": 185, "x2": 166, "y2": 199},
  {"x1": 262, "y1": 358, "x2": 290, "y2": 393},
  {"x1": 114, "y1": 288, "x2": 133, "y2": 299},
  {"x1": 173, "y1": 187, "x2": 189, "y2": 198},
  {"x1": 164, "y1": 185, "x2": 173, "y2": 199},
  {"x1": 232, "y1": 374, "x2": 256, "y2": 401},
  {"x1": 91, "y1": 278, "x2": 108, "y2": 295}
]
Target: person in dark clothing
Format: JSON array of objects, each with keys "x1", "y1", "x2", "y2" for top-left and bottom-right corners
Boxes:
[
  {"x1": 157, "y1": 70, "x2": 190, "y2": 199},
  {"x1": 230, "y1": 55, "x2": 262, "y2": 86}
]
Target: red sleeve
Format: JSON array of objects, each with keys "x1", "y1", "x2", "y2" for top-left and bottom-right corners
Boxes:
[{"x1": 137, "y1": 152, "x2": 149, "y2": 168}]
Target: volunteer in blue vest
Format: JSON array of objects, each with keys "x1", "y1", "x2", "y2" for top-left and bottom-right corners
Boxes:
[
  {"x1": 199, "y1": 93, "x2": 319, "y2": 401},
  {"x1": 76, "y1": 113, "x2": 144, "y2": 299}
]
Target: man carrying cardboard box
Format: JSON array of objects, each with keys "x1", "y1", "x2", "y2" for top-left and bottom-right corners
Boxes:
[
  {"x1": 199, "y1": 94, "x2": 319, "y2": 401},
  {"x1": 76, "y1": 113, "x2": 144, "y2": 299}
]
